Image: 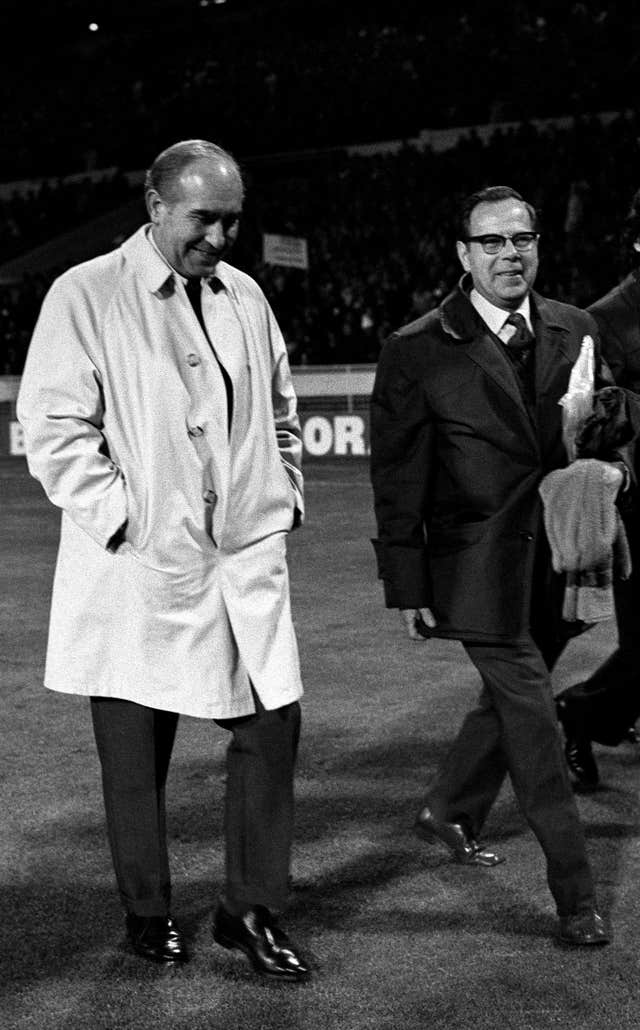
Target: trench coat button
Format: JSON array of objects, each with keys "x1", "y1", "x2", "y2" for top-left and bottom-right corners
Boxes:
[
  {"x1": 186, "y1": 353, "x2": 200, "y2": 367},
  {"x1": 203, "y1": 489, "x2": 217, "y2": 504},
  {"x1": 187, "y1": 425, "x2": 204, "y2": 438},
  {"x1": 519, "y1": 530, "x2": 534, "y2": 541}
]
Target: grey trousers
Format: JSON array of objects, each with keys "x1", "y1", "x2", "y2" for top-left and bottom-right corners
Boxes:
[
  {"x1": 90, "y1": 693, "x2": 301, "y2": 918},
  {"x1": 425, "y1": 637, "x2": 595, "y2": 917}
]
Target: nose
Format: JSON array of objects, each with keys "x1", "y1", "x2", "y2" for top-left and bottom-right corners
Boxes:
[
  {"x1": 204, "y1": 220, "x2": 225, "y2": 249},
  {"x1": 502, "y1": 238, "x2": 519, "y2": 257}
]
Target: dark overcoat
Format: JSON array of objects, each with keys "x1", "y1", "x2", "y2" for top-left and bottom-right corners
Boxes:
[
  {"x1": 588, "y1": 269, "x2": 640, "y2": 493},
  {"x1": 588, "y1": 269, "x2": 640, "y2": 393},
  {"x1": 370, "y1": 276, "x2": 617, "y2": 643}
]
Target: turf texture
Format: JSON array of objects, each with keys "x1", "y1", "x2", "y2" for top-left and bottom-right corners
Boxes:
[{"x1": 2, "y1": 458, "x2": 639, "y2": 1030}]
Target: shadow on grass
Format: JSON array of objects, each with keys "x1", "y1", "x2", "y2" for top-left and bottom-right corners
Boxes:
[{"x1": 6, "y1": 742, "x2": 636, "y2": 997}]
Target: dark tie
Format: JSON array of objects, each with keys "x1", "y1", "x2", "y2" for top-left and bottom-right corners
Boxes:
[
  {"x1": 504, "y1": 312, "x2": 535, "y2": 401},
  {"x1": 185, "y1": 277, "x2": 234, "y2": 432},
  {"x1": 505, "y1": 311, "x2": 534, "y2": 352},
  {"x1": 185, "y1": 276, "x2": 206, "y2": 331}
]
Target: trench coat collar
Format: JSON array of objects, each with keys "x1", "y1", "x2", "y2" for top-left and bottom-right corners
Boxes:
[
  {"x1": 439, "y1": 274, "x2": 577, "y2": 423},
  {"x1": 120, "y1": 225, "x2": 241, "y2": 302}
]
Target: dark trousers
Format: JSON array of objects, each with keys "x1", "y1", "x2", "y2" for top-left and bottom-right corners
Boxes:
[
  {"x1": 555, "y1": 519, "x2": 640, "y2": 745},
  {"x1": 90, "y1": 693, "x2": 301, "y2": 919},
  {"x1": 425, "y1": 636, "x2": 595, "y2": 916}
]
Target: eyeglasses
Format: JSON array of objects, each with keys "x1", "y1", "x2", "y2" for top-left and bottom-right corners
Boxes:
[{"x1": 465, "y1": 232, "x2": 540, "y2": 255}]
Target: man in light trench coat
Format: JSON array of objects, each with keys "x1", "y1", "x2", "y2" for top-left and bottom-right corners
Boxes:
[{"x1": 17, "y1": 139, "x2": 310, "y2": 981}]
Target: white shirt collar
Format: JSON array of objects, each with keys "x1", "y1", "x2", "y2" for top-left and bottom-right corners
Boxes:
[{"x1": 470, "y1": 288, "x2": 532, "y2": 339}]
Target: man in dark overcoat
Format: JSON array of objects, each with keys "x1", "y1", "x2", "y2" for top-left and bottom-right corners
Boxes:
[
  {"x1": 556, "y1": 186, "x2": 640, "y2": 788},
  {"x1": 370, "y1": 185, "x2": 636, "y2": 946}
]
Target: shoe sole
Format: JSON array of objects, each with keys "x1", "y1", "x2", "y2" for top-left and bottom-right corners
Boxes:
[
  {"x1": 129, "y1": 941, "x2": 189, "y2": 963},
  {"x1": 558, "y1": 935, "x2": 610, "y2": 947}
]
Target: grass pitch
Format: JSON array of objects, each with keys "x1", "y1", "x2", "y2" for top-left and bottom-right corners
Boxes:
[{"x1": 2, "y1": 458, "x2": 639, "y2": 1030}]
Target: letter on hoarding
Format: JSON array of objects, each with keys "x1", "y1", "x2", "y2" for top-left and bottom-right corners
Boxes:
[
  {"x1": 334, "y1": 416, "x2": 366, "y2": 455},
  {"x1": 302, "y1": 416, "x2": 333, "y2": 456}
]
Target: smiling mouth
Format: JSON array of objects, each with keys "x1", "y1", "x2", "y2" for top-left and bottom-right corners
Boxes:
[{"x1": 193, "y1": 247, "x2": 220, "y2": 260}]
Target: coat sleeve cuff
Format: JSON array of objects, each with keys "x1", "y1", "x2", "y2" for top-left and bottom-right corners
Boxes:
[{"x1": 371, "y1": 538, "x2": 432, "y2": 609}]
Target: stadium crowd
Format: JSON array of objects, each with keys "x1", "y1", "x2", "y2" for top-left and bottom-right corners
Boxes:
[
  {"x1": 2, "y1": 110, "x2": 639, "y2": 374},
  {"x1": 0, "y1": 172, "x2": 133, "y2": 265},
  {"x1": 3, "y1": 0, "x2": 634, "y2": 179},
  {"x1": 0, "y1": 0, "x2": 637, "y2": 372}
]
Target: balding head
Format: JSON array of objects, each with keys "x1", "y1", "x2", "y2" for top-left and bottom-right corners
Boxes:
[{"x1": 144, "y1": 139, "x2": 244, "y2": 206}]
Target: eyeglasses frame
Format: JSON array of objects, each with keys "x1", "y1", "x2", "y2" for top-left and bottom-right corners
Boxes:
[{"x1": 464, "y1": 232, "x2": 540, "y2": 254}]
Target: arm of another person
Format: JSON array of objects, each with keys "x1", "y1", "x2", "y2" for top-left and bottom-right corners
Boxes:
[
  {"x1": 577, "y1": 314, "x2": 640, "y2": 494},
  {"x1": 590, "y1": 297, "x2": 640, "y2": 393},
  {"x1": 17, "y1": 273, "x2": 128, "y2": 549},
  {"x1": 370, "y1": 333, "x2": 436, "y2": 640},
  {"x1": 590, "y1": 311, "x2": 640, "y2": 427}
]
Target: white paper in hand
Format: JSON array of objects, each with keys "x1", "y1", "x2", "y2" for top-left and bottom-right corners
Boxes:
[{"x1": 559, "y1": 334, "x2": 594, "y2": 461}]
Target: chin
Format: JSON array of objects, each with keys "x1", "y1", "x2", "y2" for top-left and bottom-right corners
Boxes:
[
  {"x1": 186, "y1": 251, "x2": 218, "y2": 273},
  {"x1": 197, "y1": 260, "x2": 219, "y2": 276},
  {"x1": 499, "y1": 287, "x2": 527, "y2": 302}
]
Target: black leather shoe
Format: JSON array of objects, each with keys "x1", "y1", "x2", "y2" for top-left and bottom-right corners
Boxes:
[
  {"x1": 556, "y1": 699, "x2": 599, "y2": 790},
  {"x1": 626, "y1": 725, "x2": 640, "y2": 745},
  {"x1": 213, "y1": 904, "x2": 310, "y2": 981},
  {"x1": 558, "y1": 910, "x2": 610, "y2": 946},
  {"x1": 415, "y1": 806, "x2": 504, "y2": 866},
  {"x1": 564, "y1": 736, "x2": 599, "y2": 790},
  {"x1": 126, "y1": 914, "x2": 188, "y2": 963}
]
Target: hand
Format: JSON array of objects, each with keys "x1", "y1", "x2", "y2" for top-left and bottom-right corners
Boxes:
[
  {"x1": 606, "y1": 461, "x2": 627, "y2": 494},
  {"x1": 400, "y1": 607, "x2": 437, "y2": 640}
]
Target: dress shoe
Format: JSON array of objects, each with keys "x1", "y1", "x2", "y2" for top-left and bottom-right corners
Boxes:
[
  {"x1": 558, "y1": 910, "x2": 610, "y2": 946},
  {"x1": 564, "y1": 736, "x2": 599, "y2": 790},
  {"x1": 415, "y1": 806, "x2": 504, "y2": 866},
  {"x1": 556, "y1": 698, "x2": 599, "y2": 790},
  {"x1": 213, "y1": 904, "x2": 310, "y2": 982},
  {"x1": 626, "y1": 725, "x2": 640, "y2": 745},
  {"x1": 126, "y1": 914, "x2": 188, "y2": 963}
]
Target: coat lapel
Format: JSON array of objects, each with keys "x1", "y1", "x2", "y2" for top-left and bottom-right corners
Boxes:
[
  {"x1": 466, "y1": 329, "x2": 528, "y2": 412},
  {"x1": 439, "y1": 280, "x2": 538, "y2": 444},
  {"x1": 532, "y1": 293, "x2": 578, "y2": 402}
]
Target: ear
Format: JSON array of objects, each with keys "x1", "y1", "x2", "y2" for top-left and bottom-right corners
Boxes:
[
  {"x1": 633, "y1": 238, "x2": 640, "y2": 253},
  {"x1": 456, "y1": 239, "x2": 470, "y2": 272},
  {"x1": 146, "y1": 189, "x2": 165, "y2": 224}
]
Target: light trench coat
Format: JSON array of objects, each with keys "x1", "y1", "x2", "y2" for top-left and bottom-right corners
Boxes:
[{"x1": 17, "y1": 226, "x2": 305, "y2": 718}]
